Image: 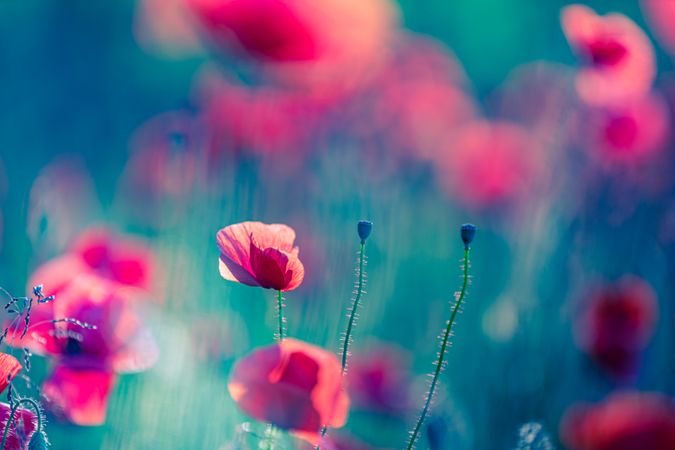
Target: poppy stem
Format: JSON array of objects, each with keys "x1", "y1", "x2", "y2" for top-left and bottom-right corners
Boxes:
[
  {"x1": 405, "y1": 247, "x2": 471, "y2": 450},
  {"x1": 316, "y1": 240, "x2": 368, "y2": 449},
  {"x1": 276, "y1": 290, "x2": 284, "y2": 342},
  {"x1": 0, "y1": 397, "x2": 42, "y2": 449}
]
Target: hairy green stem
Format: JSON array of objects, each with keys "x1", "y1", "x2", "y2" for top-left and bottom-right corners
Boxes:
[
  {"x1": 406, "y1": 248, "x2": 470, "y2": 450},
  {"x1": 277, "y1": 290, "x2": 284, "y2": 342},
  {"x1": 317, "y1": 242, "x2": 367, "y2": 449},
  {"x1": 0, "y1": 397, "x2": 42, "y2": 449}
]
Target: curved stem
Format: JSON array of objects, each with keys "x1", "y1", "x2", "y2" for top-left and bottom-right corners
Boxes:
[
  {"x1": 340, "y1": 242, "x2": 366, "y2": 373},
  {"x1": 0, "y1": 397, "x2": 42, "y2": 449},
  {"x1": 406, "y1": 248, "x2": 470, "y2": 450},
  {"x1": 276, "y1": 290, "x2": 284, "y2": 342}
]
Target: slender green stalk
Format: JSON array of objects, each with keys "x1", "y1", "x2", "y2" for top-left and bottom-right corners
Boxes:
[
  {"x1": 317, "y1": 241, "x2": 367, "y2": 449},
  {"x1": 406, "y1": 248, "x2": 470, "y2": 450},
  {"x1": 276, "y1": 290, "x2": 284, "y2": 342},
  {"x1": 0, "y1": 397, "x2": 42, "y2": 449},
  {"x1": 340, "y1": 241, "x2": 366, "y2": 372}
]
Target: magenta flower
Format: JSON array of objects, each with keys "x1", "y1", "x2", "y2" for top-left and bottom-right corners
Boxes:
[
  {"x1": 217, "y1": 221, "x2": 304, "y2": 292},
  {"x1": 12, "y1": 275, "x2": 158, "y2": 425},
  {"x1": 561, "y1": 4, "x2": 656, "y2": 106}
]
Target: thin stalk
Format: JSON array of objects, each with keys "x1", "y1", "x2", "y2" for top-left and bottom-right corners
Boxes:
[
  {"x1": 0, "y1": 397, "x2": 42, "y2": 449},
  {"x1": 406, "y1": 248, "x2": 470, "y2": 450},
  {"x1": 276, "y1": 290, "x2": 284, "y2": 342}
]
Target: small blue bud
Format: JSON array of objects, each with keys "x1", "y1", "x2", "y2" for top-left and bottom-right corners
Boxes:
[
  {"x1": 28, "y1": 430, "x2": 50, "y2": 450},
  {"x1": 460, "y1": 223, "x2": 476, "y2": 249},
  {"x1": 357, "y1": 220, "x2": 373, "y2": 243}
]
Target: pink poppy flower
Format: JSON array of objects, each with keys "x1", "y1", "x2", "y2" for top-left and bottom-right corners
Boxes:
[
  {"x1": 561, "y1": 392, "x2": 675, "y2": 450},
  {"x1": 561, "y1": 5, "x2": 656, "y2": 106},
  {"x1": 14, "y1": 275, "x2": 158, "y2": 425},
  {"x1": 184, "y1": 0, "x2": 398, "y2": 92},
  {"x1": 582, "y1": 91, "x2": 670, "y2": 166},
  {"x1": 0, "y1": 353, "x2": 38, "y2": 450},
  {"x1": 217, "y1": 221, "x2": 304, "y2": 292},
  {"x1": 434, "y1": 120, "x2": 540, "y2": 209},
  {"x1": 641, "y1": 0, "x2": 675, "y2": 55},
  {"x1": 575, "y1": 276, "x2": 657, "y2": 379},
  {"x1": 347, "y1": 344, "x2": 412, "y2": 415},
  {"x1": 228, "y1": 338, "x2": 349, "y2": 445},
  {"x1": 134, "y1": 0, "x2": 203, "y2": 59}
]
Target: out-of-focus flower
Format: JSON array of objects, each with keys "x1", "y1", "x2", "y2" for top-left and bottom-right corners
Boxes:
[
  {"x1": 434, "y1": 120, "x2": 540, "y2": 209},
  {"x1": 217, "y1": 221, "x2": 304, "y2": 291},
  {"x1": 582, "y1": 91, "x2": 670, "y2": 166},
  {"x1": 13, "y1": 275, "x2": 159, "y2": 425},
  {"x1": 641, "y1": 0, "x2": 675, "y2": 55},
  {"x1": 576, "y1": 276, "x2": 658, "y2": 379},
  {"x1": 346, "y1": 344, "x2": 412, "y2": 416},
  {"x1": 228, "y1": 338, "x2": 349, "y2": 445},
  {"x1": 134, "y1": 0, "x2": 203, "y2": 58},
  {"x1": 194, "y1": 68, "x2": 331, "y2": 158},
  {"x1": 184, "y1": 0, "x2": 399, "y2": 92},
  {"x1": 561, "y1": 392, "x2": 675, "y2": 450},
  {"x1": 27, "y1": 226, "x2": 158, "y2": 300},
  {"x1": 125, "y1": 110, "x2": 205, "y2": 197},
  {"x1": 0, "y1": 353, "x2": 38, "y2": 450},
  {"x1": 352, "y1": 34, "x2": 475, "y2": 162},
  {"x1": 561, "y1": 4, "x2": 655, "y2": 106}
]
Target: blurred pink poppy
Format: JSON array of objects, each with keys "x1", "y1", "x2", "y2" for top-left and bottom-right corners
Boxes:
[
  {"x1": 13, "y1": 275, "x2": 158, "y2": 425},
  {"x1": 582, "y1": 91, "x2": 670, "y2": 166},
  {"x1": 575, "y1": 276, "x2": 657, "y2": 380},
  {"x1": 0, "y1": 353, "x2": 38, "y2": 450},
  {"x1": 217, "y1": 221, "x2": 304, "y2": 291},
  {"x1": 641, "y1": 0, "x2": 675, "y2": 55},
  {"x1": 125, "y1": 110, "x2": 204, "y2": 197},
  {"x1": 561, "y1": 4, "x2": 656, "y2": 106},
  {"x1": 434, "y1": 120, "x2": 540, "y2": 209},
  {"x1": 27, "y1": 226, "x2": 158, "y2": 304},
  {"x1": 194, "y1": 68, "x2": 331, "y2": 157},
  {"x1": 134, "y1": 0, "x2": 203, "y2": 59},
  {"x1": 184, "y1": 0, "x2": 398, "y2": 92},
  {"x1": 228, "y1": 338, "x2": 349, "y2": 445},
  {"x1": 561, "y1": 392, "x2": 675, "y2": 450},
  {"x1": 347, "y1": 344, "x2": 412, "y2": 415}
]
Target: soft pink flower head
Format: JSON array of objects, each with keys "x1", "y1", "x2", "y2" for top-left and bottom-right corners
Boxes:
[
  {"x1": 576, "y1": 276, "x2": 658, "y2": 379},
  {"x1": 0, "y1": 354, "x2": 37, "y2": 449},
  {"x1": 184, "y1": 0, "x2": 398, "y2": 92},
  {"x1": 434, "y1": 120, "x2": 540, "y2": 209},
  {"x1": 228, "y1": 338, "x2": 349, "y2": 445},
  {"x1": 16, "y1": 275, "x2": 158, "y2": 426},
  {"x1": 217, "y1": 221, "x2": 305, "y2": 291},
  {"x1": 561, "y1": 4, "x2": 656, "y2": 106},
  {"x1": 561, "y1": 392, "x2": 675, "y2": 450},
  {"x1": 583, "y1": 91, "x2": 670, "y2": 166}
]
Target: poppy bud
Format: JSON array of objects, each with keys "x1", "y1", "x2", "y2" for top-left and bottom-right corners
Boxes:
[
  {"x1": 460, "y1": 224, "x2": 476, "y2": 249},
  {"x1": 357, "y1": 220, "x2": 373, "y2": 243},
  {"x1": 28, "y1": 430, "x2": 50, "y2": 450}
]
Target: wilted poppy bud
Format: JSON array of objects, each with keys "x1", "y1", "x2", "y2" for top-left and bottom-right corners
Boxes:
[
  {"x1": 357, "y1": 220, "x2": 373, "y2": 243},
  {"x1": 460, "y1": 224, "x2": 476, "y2": 249}
]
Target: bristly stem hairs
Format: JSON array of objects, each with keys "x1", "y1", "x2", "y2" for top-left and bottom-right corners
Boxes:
[
  {"x1": 276, "y1": 289, "x2": 284, "y2": 342},
  {"x1": 317, "y1": 219, "x2": 372, "y2": 449},
  {"x1": 405, "y1": 223, "x2": 476, "y2": 450}
]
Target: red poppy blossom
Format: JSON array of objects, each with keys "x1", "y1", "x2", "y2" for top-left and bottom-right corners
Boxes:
[
  {"x1": 583, "y1": 91, "x2": 670, "y2": 166},
  {"x1": 217, "y1": 221, "x2": 304, "y2": 291},
  {"x1": 434, "y1": 120, "x2": 540, "y2": 209},
  {"x1": 576, "y1": 276, "x2": 657, "y2": 379},
  {"x1": 184, "y1": 0, "x2": 398, "y2": 92},
  {"x1": 561, "y1": 5, "x2": 655, "y2": 106},
  {"x1": 561, "y1": 392, "x2": 675, "y2": 450},
  {"x1": 0, "y1": 353, "x2": 38, "y2": 450},
  {"x1": 12, "y1": 275, "x2": 158, "y2": 425},
  {"x1": 228, "y1": 338, "x2": 349, "y2": 444}
]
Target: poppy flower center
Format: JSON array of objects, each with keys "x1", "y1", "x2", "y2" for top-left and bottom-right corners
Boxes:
[
  {"x1": 249, "y1": 243, "x2": 292, "y2": 290},
  {"x1": 586, "y1": 37, "x2": 628, "y2": 67}
]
